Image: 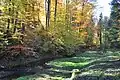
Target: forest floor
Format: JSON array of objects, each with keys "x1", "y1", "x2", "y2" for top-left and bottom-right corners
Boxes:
[{"x1": 15, "y1": 50, "x2": 120, "y2": 80}]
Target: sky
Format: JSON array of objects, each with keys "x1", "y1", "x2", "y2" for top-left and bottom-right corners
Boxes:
[{"x1": 95, "y1": 0, "x2": 112, "y2": 18}]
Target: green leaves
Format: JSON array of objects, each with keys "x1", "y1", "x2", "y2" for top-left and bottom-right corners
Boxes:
[{"x1": 109, "y1": 0, "x2": 120, "y2": 47}]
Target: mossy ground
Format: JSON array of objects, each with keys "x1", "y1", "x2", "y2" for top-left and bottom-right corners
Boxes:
[{"x1": 16, "y1": 51, "x2": 120, "y2": 80}]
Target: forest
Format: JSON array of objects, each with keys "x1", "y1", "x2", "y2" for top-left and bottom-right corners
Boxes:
[{"x1": 0, "y1": 0, "x2": 120, "y2": 80}]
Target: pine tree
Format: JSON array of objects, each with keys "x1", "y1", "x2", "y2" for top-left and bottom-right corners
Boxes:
[
  {"x1": 98, "y1": 13, "x2": 103, "y2": 50},
  {"x1": 109, "y1": 0, "x2": 120, "y2": 48},
  {"x1": 110, "y1": 0, "x2": 120, "y2": 27}
]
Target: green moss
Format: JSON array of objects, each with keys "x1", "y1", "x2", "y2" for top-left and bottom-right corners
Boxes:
[{"x1": 16, "y1": 51, "x2": 120, "y2": 80}]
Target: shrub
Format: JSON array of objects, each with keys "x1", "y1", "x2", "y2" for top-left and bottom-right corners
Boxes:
[{"x1": 25, "y1": 30, "x2": 75, "y2": 56}]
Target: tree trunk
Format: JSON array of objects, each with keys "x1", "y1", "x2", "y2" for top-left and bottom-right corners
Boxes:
[
  {"x1": 13, "y1": 12, "x2": 18, "y2": 33},
  {"x1": 45, "y1": 0, "x2": 51, "y2": 29},
  {"x1": 21, "y1": 23, "x2": 25, "y2": 42},
  {"x1": 54, "y1": 0, "x2": 57, "y2": 23},
  {"x1": 47, "y1": 0, "x2": 51, "y2": 28},
  {"x1": 99, "y1": 28, "x2": 102, "y2": 50}
]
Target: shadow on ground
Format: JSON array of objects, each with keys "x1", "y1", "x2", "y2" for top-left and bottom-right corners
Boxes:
[{"x1": 16, "y1": 51, "x2": 120, "y2": 80}]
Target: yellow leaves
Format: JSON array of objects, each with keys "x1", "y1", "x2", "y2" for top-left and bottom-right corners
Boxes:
[
  {"x1": 71, "y1": 1, "x2": 94, "y2": 27},
  {"x1": 0, "y1": 6, "x2": 4, "y2": 11},
  {"x1": 0, "y1": 32, "x2": 3, "y2": 35},
  {"x1": 74, "y1": 20, "x2": 80, "y2": 23},
  {"x1": 80, "y1": 31, "x2": 88, "y2": 37},
  {"x1": 40, "y1": 16, "x2": 46, "y2": 27}
]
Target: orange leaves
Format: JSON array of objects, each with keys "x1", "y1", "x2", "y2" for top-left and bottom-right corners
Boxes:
[{"x1": 80, "y1": 31, "x2": 88, "y2": 36}]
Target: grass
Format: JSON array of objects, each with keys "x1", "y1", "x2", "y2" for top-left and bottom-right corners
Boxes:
[{"x1": 16, "y1": 50, "x2": 120, "y2": 80}]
